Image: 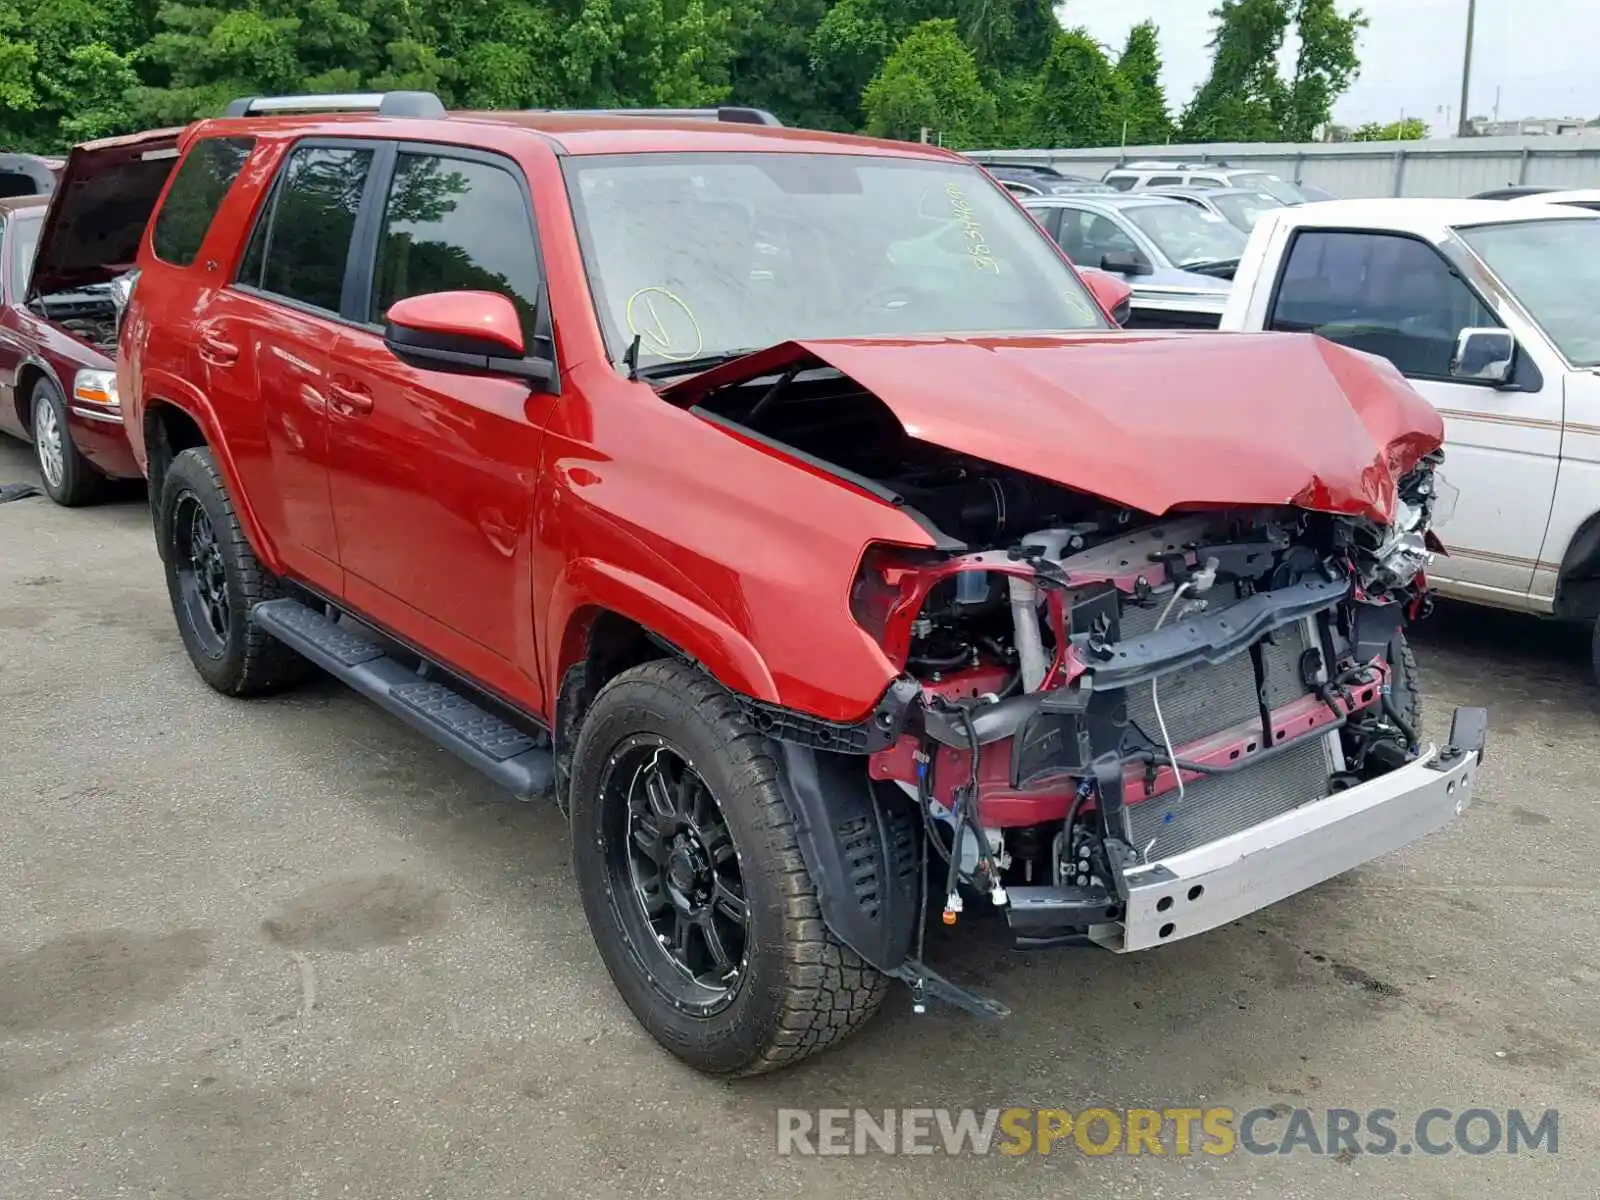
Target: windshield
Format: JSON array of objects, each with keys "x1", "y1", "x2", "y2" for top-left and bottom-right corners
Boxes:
[
  {"x1": 1228, "y1": 172, "x2": 1306, "y2": 205},
  {"x1": 563, "y1": 153, "x2": 1106, "y2": 366},
  {"x1": 1123, "y1": 202, "x2": 1248, "y2": 267},
  {"x1": 1459, "y1": 218, "x2": 1600, "y2": 366},
  {"x1": 1209, "y1": 191, "x2": 1285, "y2": 231},
  {"x1": 8, "y1": 214, "x2": 39, "y2": 300}
]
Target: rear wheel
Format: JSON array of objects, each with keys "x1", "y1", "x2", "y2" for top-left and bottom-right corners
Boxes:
[
  {"x1": 570, "y1": 660, "x2": 887, "y2": 1076},
  {"x1": 158, "y1": 446, "x2": 313, "y2": 696},
  {"x1": 31, "y1": 379, "x2": 105, "y2": 507}
]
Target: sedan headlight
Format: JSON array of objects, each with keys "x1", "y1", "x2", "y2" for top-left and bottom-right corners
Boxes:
[{"x1": 72, "y1": 369, "x2": 118, "y2": 408}]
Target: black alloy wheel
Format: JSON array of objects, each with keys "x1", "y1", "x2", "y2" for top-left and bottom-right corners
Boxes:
[
  {"x1": 173, "y1": 493, "x2": 230, "y2": 658},
  {"x1": 601, "y1": 736, "x2": 749, "y2": 1012}
]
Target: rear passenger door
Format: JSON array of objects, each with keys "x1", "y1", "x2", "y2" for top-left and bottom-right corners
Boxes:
[
  {"x1": 326, "y1": 144, "x2": 557, "y2": 703},
  {"x1": 1265, "y1": 228, "x2": 1560, "y2": 601}
]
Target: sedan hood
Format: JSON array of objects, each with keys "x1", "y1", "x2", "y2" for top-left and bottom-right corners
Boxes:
[
  {"x1": 664, "y1": 331, "x2": 1443, "y2": 525},
  {"x1": 27, "y1": 127, "x2": 182, "y2": 298}
]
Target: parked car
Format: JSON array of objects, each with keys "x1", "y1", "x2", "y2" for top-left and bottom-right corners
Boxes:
[
  {"x1": 982, "y1": 163, "x2": 1116, "y2": 197},
  {"x1": 106, "y1": 93, "x2": 1478, "y2": 1077},
  {"x1": 1102, "y1": 160, "x2": 1313, "y2": 204},
  {"x1": 0, "y1": 131, "x2": 178, "y2": 502},
  {"x1": 1142, "y1": 185, "x2": 1287, "y2": 232},
  {"x1": 1022, "y1": 193, "x2": 1243, "y2": 327},
  {"x1": 1220, "y1": 198, "x2": 1600, "y2": 677}
]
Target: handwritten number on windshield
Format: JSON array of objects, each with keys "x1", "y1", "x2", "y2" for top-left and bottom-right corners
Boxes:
[{"x1": 945, "y1": 183, "x2": 1001, "y2": 274}]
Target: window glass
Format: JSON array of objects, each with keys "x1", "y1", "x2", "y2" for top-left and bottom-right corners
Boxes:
[
  {"x1": 151, "y1": 137, "x2": 255, "y2": 267},
  {"x1": 1227, "y1": 171, "x2": 1306, "y2": 204},
  {"x1": 1209, "y1": 190, "x2": 1284, "y2": 231},
  {"x1": 1458, "y1": 218, "x2": 1600, "y2": 367},
  {"x1": 1056, "y1": 209, "x2": 1139, "y2": 265},
  {"x1": 1105, "y1": 174, "x2": 1136, "y2": 192},
  {"x1": 1268, "y1": 230, "x2": 1498, "y2": 377},
  {"x1": 253, "y1": 145, "x2": 372, "y2": 312},
  {"x1": 1124, "y1": 202, "x2": 1246, "y2": 267},
  {"x1": 369, "y1": 153, "x2": 543, "y2": 341},
  {"x1": 564, "y1": 153, "x2": 1104, "y2": 365},
  {"x1": 8, "y1": 215, "x2": 39, "y2": 299},
  {"x1": 1146, "y1": 174, "x2": 1184, "y2": 186}
]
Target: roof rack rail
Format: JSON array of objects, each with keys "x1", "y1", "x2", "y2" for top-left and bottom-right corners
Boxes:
[
  {"x1": 524, "y1": 106, "x2": 783, "y2": 127},
  {"x1": 223, "y1": 91, "x2": 447, "y2": 119}
]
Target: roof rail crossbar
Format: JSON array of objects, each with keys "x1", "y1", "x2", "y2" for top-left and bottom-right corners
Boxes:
[
  {"x1": 224, "y1": 91, "x2": 447, "y2": 119},
  {"x1": 523, "y1": 106, "x2": 782, "y2": 127}
]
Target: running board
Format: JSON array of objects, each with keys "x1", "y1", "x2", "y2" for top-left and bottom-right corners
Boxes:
[{"x1": 250, "y1": 598, "x2": 554, "y2": 800}]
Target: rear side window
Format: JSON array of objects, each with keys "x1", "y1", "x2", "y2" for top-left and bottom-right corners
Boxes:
[
  {"x1": 1104, "y1": 174, "x2": 1136, "y2": 192},
  {"x1": 368, "y1": 152, "x2": 542, "y2": 340},
  {"x1": 1146, "y1": 174, "x2": 1184, "y2": 186},
  {"x1": 151, "y1": 137, "x2": 255, "y2": 267},
  {"x1": 238, "y1": 144, "x2": 374, "y2": 314}
]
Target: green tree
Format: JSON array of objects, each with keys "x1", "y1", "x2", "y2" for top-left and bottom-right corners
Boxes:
[
  {"x1": 1029, "y1": 28, "x2": 1125, "y2": 149},
  {"x1": 1179, "y1": 0, "x2": 1290, "y2": 142},
  {"x1": 861, "y1": 17, "x2": 994, "y2": 147},
  {"x1": 1279, "y1": 0, "x2": 1366, "y2": 141},
  {"x1": 1114, "y1": 19, "x2": 1171, "y2": 145},
  {"x1": 1351, "y1": 116, "x2": 1426, "y2": 141}
]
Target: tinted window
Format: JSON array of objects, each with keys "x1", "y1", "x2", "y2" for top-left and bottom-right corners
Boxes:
[
  {"x1": 243, "y1": 145, "x2": 373, "y2": 313},
  {"x1": 1268, "y1": 230, "x2": 1498, "y2": 378},
  {"x1": 370, "y1": 153, "x2": 542, "y2": 340},
  {"x1": 1105, "y1": 174, "x2": 1136, "y2": 192},
  {"x1": 151, "y1": 137, "x2": 255, "y2": 267},
  {"x1": 1147, "y1": 174, "x2": 1184, "y2": 186}
]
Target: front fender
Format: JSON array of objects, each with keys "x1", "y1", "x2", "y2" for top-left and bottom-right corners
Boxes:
[
  {"x1": 141, "y1": 371, "x2": 283, "y2": 577},
  {"x1": 547, "y1": 557, "x2": 780, "y2": 704}
]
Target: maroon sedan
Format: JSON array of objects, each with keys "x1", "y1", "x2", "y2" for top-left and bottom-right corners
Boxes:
[{"x1": 0, "y1": 129, "x2": 177, "y2": 504}]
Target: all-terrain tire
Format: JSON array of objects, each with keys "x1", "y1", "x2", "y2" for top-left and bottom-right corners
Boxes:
[
  {"x1": 570, "y1": 660, "x2": 888, "y2": 1076},
  {"x1": 31, "y1": 378, "x2": 106, "y2": 507},
  {"x1": 1591, "y1": 619, "x2": 1599, "y2": 691},
  {"x1": 157, "y1": 446, "x2": 314, "y2": 696},
  {"x1": 1388, "y1": 631, "x2": 1422, "y2": 731}
]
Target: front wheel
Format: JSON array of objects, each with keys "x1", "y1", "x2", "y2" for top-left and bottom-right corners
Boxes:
[
  {"x1": 570, "y1": 660, "x2": 887, "y2": 1076},
  {"x1": 157, "y1": 446, "x2": 313, "y2": 696},
  {"x1": 31, "y1": 379, "x2": 105, "y2": 507}
]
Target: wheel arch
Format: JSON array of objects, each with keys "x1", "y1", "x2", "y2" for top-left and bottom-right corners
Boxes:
[
  {"x1": 1552, "y1": 507, "x2": 1600, "y2": 623},
  {"x1": 140, "y1": 387, "x2": 282, "y2": 574},
  {"x1": 13, "y1": 356, "x2": 63, "y2": 433}
]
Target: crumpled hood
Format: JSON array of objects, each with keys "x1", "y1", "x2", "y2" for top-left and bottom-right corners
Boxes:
[
  {"x1": 665, "y1": 331, "x2": 1444, "y2": 525},
  {"x1": 27, "y1": 127, "x2": 182, "y2": 297}
]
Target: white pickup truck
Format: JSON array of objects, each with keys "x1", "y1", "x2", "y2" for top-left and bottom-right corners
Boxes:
[{"x1": 1220, "y1": 198, "x2": 1600, "y2": 679}]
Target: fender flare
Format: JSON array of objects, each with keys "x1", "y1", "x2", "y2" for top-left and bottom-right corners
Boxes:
[
  {"x1": 546, "y1": 557, "x2": 779, "y2": 703},
  {"x1": 140, "y1": 371, "x2": 284, "y2": 576},
  {"x1": 1553, "y1": 507, "x2": 1600, "y2": 621}
]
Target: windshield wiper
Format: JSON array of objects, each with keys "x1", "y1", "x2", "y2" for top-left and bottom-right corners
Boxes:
[{"x1": 631, "y1": 347, "x2": 764, "y2": 383}]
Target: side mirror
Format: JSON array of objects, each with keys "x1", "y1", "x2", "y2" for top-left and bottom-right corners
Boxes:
[
  {"x1": 1079, "y1": 267, "x2": 1133, "y2": 326},
  {"x1": 1100, "y1": 250, "x2": 1153, "y2": 277},
  {"x1": 1450, "y1": 327, "x2": 1515, "y2": 384},
  {"x1": 384, "y1": 290, "x2": 554, "y2": 386}
]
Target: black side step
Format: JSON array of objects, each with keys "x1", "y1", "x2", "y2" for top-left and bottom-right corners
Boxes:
[{"x1": 251, "y1": 598, "x2": 554, "y2": 800}]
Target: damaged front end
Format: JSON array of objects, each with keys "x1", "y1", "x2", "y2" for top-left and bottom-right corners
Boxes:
[
  {"x1": 671, "y1": 334, "x2": 1485, "y2": 1016},
  {"x1": 851, "y1": 447, "x2": 1484, "y2": 965}
]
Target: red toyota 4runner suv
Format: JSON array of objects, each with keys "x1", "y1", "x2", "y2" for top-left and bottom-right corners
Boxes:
[{"x1": 115, "y1": 92, "x2": 1486, "y2": 1076}]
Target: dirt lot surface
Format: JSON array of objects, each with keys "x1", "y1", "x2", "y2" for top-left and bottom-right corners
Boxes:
[{"x1": 2, "y1": 438, "x2": 1596, "y2": 1199}]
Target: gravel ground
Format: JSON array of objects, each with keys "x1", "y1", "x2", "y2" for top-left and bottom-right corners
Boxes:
[{"x1": 1, "y1": 437, "x2": 1596, "y2": 1200}]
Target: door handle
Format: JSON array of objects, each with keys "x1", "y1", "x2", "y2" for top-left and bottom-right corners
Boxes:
[
  {"x1": 328, "y1": 381, "x2": 374, "y2": 416},
  {"x1": 199, "y1": 332, "x2": 239, "y2": 366}
]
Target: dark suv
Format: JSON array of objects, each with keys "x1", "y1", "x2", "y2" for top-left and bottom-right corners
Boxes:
[{"x1": 113, "y1": 92, "x2": 1478, "y2": 1077}]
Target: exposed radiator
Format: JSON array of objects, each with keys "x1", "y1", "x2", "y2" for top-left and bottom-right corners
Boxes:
[
  {"x1": 1125, "y1": 734, "x2": 1337, "y2": 859},
  {"x1": 1114, "y1": 590, "x2": 1332, "y2": 856}
]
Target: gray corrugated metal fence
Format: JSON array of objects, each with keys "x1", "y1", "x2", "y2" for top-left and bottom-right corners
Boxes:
[{"x1": 966, "y1": 133, "x2": 1600, "y2": 198}]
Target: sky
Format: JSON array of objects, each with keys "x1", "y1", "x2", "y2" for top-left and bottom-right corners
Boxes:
[{"x1": 1065, "y1": 0, "x2": 1600, "y2": 132}]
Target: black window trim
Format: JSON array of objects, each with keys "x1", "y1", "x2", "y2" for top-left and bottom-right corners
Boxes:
[
  {"x1": 1264, "y1": 224, "x2": 1541, "y2": 391},
  {"x1": 228, "y1": 136, "x2": 393, "y2": 328}
]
